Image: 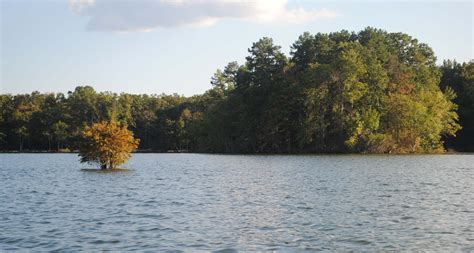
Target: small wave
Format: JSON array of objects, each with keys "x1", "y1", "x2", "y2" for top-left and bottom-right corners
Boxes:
[
  {"x1": 297, "y1": 206, "x2": 314, "y2": 210},
  {"x1": 259, "y1": 226, "x2": 276, "y2": 231},
  {"x1": 429, "y1": 231, "x2": 455, "y2": 235},
  {"x1": 89, "y1": 239, "x2": 120, "y2": 244},
  {"x1": 338, "y1": 238, "x2": 372, "y2": 245},
  {"x1": 212, "y1": 249, "x2": 238, "y2": 253},
  {"x1": 136, "y1": 226, "x2": 162, "y2": 232}
]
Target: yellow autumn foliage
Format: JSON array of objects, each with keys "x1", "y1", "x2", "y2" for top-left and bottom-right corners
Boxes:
[{"x1": 78, "y1": 120, "x2": 139, "y2": 169}]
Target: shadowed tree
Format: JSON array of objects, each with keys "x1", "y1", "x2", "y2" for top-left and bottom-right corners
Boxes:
[
  {"x1": 52, "y1": 121, "x2": 68, "y2": 150},
  {"x1": 440, "y1": 60, "x2": 474, "y2": 151}
]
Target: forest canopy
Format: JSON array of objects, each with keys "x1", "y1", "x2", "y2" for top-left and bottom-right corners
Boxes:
[{"x1": 1, "y1": 28, "x2": 472, "y2": 153}]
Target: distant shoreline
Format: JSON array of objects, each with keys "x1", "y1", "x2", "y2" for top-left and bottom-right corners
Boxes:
[
  {"x1": 1, "y1": 150, "x2": 472, "y2": 155},
  {"x1": 0, "y1": 150, "x2": 182, "y2": 154}
]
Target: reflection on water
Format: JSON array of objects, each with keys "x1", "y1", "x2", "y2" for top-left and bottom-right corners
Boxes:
[{"x1": 0, "y1": 154, "x2": 473, "y2": 251}]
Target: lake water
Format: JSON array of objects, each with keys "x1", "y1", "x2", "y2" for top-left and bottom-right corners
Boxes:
[{"x1": 0, "y1": 154, "x2": 473, "y2": 251}]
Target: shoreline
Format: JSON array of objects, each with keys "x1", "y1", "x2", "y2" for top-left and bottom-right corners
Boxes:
[{"x1": 1, "y1": 150, "x2": 473, "y2": 155}]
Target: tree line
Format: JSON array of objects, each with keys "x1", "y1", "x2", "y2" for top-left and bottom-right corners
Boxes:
[{"x1": 1, "y1": 28, "x2": 473, "y2": 153}]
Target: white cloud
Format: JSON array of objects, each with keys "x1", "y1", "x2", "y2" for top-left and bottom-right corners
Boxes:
[{"x1": 69, "y1": 0, "x2": 339, "y2": 32}]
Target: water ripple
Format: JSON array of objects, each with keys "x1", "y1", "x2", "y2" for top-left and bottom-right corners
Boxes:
[{"x1": 0, "y1": 153, "x2": 473, "y2": 251}]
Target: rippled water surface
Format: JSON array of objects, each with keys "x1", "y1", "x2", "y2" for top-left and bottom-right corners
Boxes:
[{"x1": 1, "y1": 154, "x2": 473, "y2": 251}]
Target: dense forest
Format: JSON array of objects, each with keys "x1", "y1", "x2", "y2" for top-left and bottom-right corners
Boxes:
[{"x1": 1, "y1": 28, "x2": 473, "y2": 153}]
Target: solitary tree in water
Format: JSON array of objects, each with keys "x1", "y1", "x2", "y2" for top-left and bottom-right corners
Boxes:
[{"x1": 78, "y1": 120, "x2": 139, "y2": 169}]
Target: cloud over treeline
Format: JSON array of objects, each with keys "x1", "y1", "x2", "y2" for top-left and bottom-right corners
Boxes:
[{"x1": 69, "y1": 0, "x2": 338, "y2": 32}]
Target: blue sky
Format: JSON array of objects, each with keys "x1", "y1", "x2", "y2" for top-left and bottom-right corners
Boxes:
[{"x1": 1, "y1": 0, "x2": 472, "y2": 96}]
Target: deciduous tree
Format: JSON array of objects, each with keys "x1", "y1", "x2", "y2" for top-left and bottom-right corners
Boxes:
[{"x1": 78, "y1": 120, "x2": 139, "y2": 169}]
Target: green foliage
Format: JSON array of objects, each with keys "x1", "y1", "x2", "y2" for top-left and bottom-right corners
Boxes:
[
  {"x1": 198, "y1": 27, "x2": 461, "y2": 153},
  {"x1": 52, "y1": 121, "x2": 68, "y2": 150},
  {"x1": 0, "y1": 28, "x2": 468, "y2": 153},
  {"x1": 439, "y1": 60, "x2": 474, "y2": 151}
]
